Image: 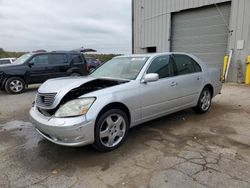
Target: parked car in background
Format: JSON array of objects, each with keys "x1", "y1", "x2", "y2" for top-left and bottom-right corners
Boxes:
[
  {"x1": 0, "y1": 51, "x2": 88, "y2": 94},
  {"x1": 30, "y1": 52, "x2": 222, "y2": 151},
  {"x1": 0, "y1": 58, "x2": 16, "y2": 65},
  {"x1": 86, "y1": 58, "x2": 102, "y2": 72}
]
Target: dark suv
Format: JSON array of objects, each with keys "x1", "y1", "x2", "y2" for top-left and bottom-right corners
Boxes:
[{"x1": 0, "y1": 51, "x2": 88, "y2": 94}]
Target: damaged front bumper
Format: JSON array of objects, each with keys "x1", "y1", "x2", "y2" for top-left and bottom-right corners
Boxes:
[{"x1": 29, "y1": 107, "x2": 95, "y2": 147}]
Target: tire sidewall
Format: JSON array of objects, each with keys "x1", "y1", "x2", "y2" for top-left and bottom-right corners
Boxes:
[
  {"x1": 70, "y1": 72, "x2": 81, "y2": 77},
  {"x1": 5, "y1": 77, "x2": 25, "y2": 94},
  {"x1": 93, "y1": 109, "x2": 129, "y2": 152},
  {"x1": 196, "y1": 88, "x2": 212, "y2": 113},
  {"x1": 89, "y1": 68, "x2": 95, "y2": 73}
]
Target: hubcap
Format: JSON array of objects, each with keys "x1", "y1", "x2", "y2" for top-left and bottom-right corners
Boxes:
[
  {"x1": 200, "y1": 90, "x2": 211, "y2": 111},
  {"x1": 9, "y1": 80, "x2": 23, "y2": 92},
  {"x1": 99, "y1": 114, "x2": 126, "y2": 147}
]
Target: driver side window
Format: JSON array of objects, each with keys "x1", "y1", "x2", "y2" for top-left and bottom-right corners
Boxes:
[
  {"x1": 147, "y1": 55, "x2": 174, "y2": 79},
  {"x1": 30, "y1": 55, "x2": 49, "y2": 65}
]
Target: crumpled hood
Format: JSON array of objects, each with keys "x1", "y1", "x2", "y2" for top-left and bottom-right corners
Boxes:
[
  {"x1": 38, "y1": 76, "x2": 96, "y2": 93},
  {"x1": 36, "y1": 76, "x2": 129, "y2": 110}
]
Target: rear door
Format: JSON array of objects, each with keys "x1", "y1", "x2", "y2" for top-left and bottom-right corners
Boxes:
[
  {"x1": 47, "y1": 53, "x2": 70, "y2": 78},
  {"x1": 171, "y1": 54, "x2": 203, "y2": 106}
]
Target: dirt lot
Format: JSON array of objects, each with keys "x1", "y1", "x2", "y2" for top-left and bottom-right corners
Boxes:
[{"x1": 0, "y1": 84, "x2": 250, "y2": 188}]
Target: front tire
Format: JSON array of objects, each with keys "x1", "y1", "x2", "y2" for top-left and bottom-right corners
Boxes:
[
  {"x1": 93, "y1": 109, "x2": 129, "y2": 152},
  {"x1": 5, "y1": 77, "x2": 25, "y2": 94}
]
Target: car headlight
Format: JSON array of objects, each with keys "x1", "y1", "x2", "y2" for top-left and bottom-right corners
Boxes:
[{"x1": 55, "y1": 98, "x2": 95, "y2": 118}]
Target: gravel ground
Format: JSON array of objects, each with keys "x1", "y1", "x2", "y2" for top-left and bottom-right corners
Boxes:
[{"x1": 0, "y1": 83, "x2": 250, "y2": 188}]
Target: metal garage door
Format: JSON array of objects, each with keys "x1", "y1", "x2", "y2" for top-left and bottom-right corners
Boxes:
[{"x1": 171, "y1": 2, "x2": 231, "y2": 68}]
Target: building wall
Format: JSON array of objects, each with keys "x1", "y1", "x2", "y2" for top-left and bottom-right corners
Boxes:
[{"x1": 133, "y1": 0, "x2": 250, "y2": 82}]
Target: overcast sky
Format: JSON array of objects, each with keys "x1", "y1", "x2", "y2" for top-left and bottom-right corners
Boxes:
[{"x1": 0, "y1": 0, "x2": 131, "y2": 54}]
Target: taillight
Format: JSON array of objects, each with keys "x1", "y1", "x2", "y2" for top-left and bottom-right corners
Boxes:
[{"x1": 85, "y1": 64, "x2": 90, "y2": 72}]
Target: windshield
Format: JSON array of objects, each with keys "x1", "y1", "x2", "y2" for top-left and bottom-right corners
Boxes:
[
  {"x1": 13, "y1": 54, "x2": 32, "y2": 64},
  {"x1": 91, "y1": 57, "x2": 148, "y2": 80}
]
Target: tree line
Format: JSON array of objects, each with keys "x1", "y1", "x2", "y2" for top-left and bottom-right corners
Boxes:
[{"x1": 0, "y1": 48, "x2": 26, "y2": 58}]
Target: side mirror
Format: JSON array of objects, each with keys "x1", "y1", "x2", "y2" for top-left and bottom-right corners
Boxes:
[
  {"x1": 143, "y1": 73, "x2": 159, "y2": 83},
  {"x1": 28, "y1": 62, "x2": 34, "y2": 67}
]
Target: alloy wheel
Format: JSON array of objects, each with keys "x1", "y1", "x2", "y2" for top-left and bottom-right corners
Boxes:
[
  {"x1": 9, "y1": 80, "x2": 24, "y2": 93},
  {"x1": 99, "y1": 114, "x2": 126, "y2": 147},
  {"x1": 200, "y1": 90, "x2": 211, "y2": 111}
]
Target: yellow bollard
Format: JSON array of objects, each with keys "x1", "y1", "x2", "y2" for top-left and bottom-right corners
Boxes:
[
  {"x1": 246, "y1": 56, "x2": 250, "y2": 85},
  {"x1": 222, "y1": 56, "x2": 229, "y2": 81}
]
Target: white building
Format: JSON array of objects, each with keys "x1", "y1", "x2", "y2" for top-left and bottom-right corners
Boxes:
[{"x1": 132, "y1": 0, "x2": 250, "y2": 82}]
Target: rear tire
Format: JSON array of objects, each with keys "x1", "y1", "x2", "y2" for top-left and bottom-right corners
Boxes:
[
  {"x1": 93, "y1": 109, "x2": 129, "y2": 152},
  {"x1": 89, "y1": 67, "x2": 95, "y2": 73},
  {"x1": 5, "y1": 77, "x2": 25, "y2": 94},
  {"x1": 193, "y1": 88, "x2": 212, "y2": 114},
  {"x1": 70, "y1": 72, "x2": 81, "y2": 77}
]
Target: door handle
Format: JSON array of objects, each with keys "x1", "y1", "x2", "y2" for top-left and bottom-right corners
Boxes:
[
  {"x1": 170, "y1": 82, "x2": 178, "y2": 87},
  {"x1": 197, "y1": 76, "x2": 200, "y2": 80}
]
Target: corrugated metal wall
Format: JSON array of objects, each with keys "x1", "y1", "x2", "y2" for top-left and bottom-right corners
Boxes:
[
  {"x1": 133, "y1": 0, "x2": 250, "y2": 82},
  {"x1": 171, "y1": 3, "x2": 231, "y2": 68}
]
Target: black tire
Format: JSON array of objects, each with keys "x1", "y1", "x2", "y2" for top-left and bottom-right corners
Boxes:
[
  {"x1": 93, "y1": 109, "x2": 129, "y2": 152},
  {"x1": 5, "y1": 77, "x2": 25, "y2": 94},
  {"x1": 70, "y1": 72, "x2": 81, "y2": 77},
  {"x1": 89, "y1": 67, "x2": 95, "y2": 73},
  {"x1": 193, "y1": 87, "x2": 212, "y2": 114}
]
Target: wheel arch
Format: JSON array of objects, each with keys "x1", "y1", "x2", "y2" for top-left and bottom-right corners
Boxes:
[
  {"x1": 4, "y1": 76, "x2": 26, "y2": 94},
  {"x1": 4, "y1": 75, "x2": 27, "y2": 85},
  {"x1": 203, "y1": 84, "x2": 214, "y2": 98},
  {"x1": 96, "y1": 102, "x2": 131, "y2": 126}
]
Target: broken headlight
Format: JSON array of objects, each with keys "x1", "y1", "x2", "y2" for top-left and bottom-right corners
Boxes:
[{"x1": 55, "y1": 98, "x2": 95, "y2": 118}]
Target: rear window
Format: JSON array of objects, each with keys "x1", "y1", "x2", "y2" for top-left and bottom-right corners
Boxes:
[
  {"x1": 173, "y1": 54, "x2": 202, "y2": 75},
  {"x1": 49, "y1": 54, "x2": 68, "y2": 64},
  {"x1": 71, "y1": 54, "x2": 84, "y2": 64}
]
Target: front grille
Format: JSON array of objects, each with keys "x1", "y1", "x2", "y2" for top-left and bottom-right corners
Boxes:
[{"x1": 36, "y1": 93, "x2": 57, "y2": 108}]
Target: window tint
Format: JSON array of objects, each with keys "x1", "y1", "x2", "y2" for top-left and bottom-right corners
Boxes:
[
  {"x1": 173, "y1": 54, "x2": 201, "y2": 75},
  {"x1": 193, "y1": 60, "x2": 202, "y2": 72},
  {"x1": 49, "y1": 54, "x2": 68, "y2": 64},
  {"x1": 71, "y1": 54, "x2": 83, "y2": 64},
  {"x1": 30, "y1": 55, "x2": 49, "y2": 65},
  {"x1": 147, "y1": 55, "x2": 174, "y2": 79}
]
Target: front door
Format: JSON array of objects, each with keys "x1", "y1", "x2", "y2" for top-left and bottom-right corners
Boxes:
[
  {"x1": 140, "y1": 55, "x2": 180, "y2": 121},
  {"x1": 47, "y1": 53, "x2": 70, "y2": 79},
  {"x1": 26, "y1": 54, "x2": 50, "y2": 84}
]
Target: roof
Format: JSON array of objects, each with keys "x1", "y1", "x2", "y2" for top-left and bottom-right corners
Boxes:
[
  {"x1": 30, "y1": 51, "x2": 83, "y2": 55},
  {"x1": 116, "y1": 52, "x2": 194, "y2": 58}
]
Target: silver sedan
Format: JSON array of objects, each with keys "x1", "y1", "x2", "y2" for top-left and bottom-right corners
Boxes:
[{"x1": 30, "y1": 52, "x2": 222, "y2": 151}]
